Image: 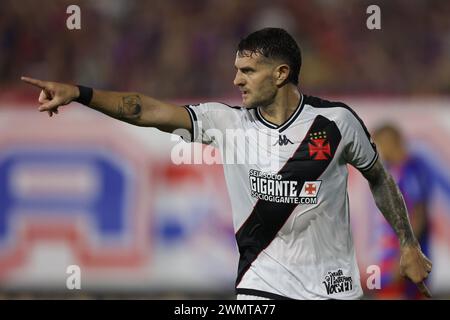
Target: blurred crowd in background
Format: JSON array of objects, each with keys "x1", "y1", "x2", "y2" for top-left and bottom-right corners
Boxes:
[{"x1": 1, "y1": 0, "x2": 450, "y2": 99}]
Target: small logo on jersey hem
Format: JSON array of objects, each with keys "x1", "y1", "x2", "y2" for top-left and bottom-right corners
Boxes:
[{"x1": 322, "y1": 269, "x2": 353, "y2": 295}]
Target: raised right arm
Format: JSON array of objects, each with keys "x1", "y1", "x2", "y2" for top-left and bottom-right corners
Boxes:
[{"x1": 20, "y1": 76, "x2": 191, "y2": 134}]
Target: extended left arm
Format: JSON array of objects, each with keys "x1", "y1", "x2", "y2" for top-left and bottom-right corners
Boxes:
[{"x1": 361, "y1": 158, "x2": 433, "y2": 297}]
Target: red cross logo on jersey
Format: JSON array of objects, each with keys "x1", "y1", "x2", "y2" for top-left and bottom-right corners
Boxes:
[
  {"x1": 305, "y1": 183, "x2": 317, "y2": 195},
  {"x1": 308, "y1": 138, "x2": 331, "y2": 160}
]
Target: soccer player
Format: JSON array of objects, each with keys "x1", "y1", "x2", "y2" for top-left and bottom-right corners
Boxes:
[
  {"x1": 372, "y1": 124, "x2": 432, "y2": 299},
  {"x1": 21, "y1": 28, "x2": 431, "y2": 300}
]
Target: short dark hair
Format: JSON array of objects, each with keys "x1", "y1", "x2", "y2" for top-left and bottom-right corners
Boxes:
[{"x1": 237, "y1": 28, "x2": 302, "y2": 85}]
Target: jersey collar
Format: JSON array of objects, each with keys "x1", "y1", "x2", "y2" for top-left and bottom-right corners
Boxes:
[{"x1": 255, "y1": 94, "x2": 305, "y2": 132}]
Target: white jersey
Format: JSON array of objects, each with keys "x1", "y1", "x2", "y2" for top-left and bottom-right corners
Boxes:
[{"x1": 182, "y1": 94, "x2": 378, "y2": 300}]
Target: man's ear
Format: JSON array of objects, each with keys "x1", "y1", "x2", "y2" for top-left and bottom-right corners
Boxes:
[{"x1": 275, "y1": 64, "x2": 290, "y2": 86}]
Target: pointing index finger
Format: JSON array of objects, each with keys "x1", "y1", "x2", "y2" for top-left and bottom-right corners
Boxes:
[{"x1": 21, "y1": 76, "x2": 47, "y2": 89}]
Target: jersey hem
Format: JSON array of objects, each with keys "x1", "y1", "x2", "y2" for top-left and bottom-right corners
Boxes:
[{"x1": 236, "y1": 288, "x2": 294, "y2": 300}]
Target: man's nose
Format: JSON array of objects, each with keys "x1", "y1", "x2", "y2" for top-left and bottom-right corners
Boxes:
[{"x1": 233, "y1": 72, "x2": 245, "y2": 87}]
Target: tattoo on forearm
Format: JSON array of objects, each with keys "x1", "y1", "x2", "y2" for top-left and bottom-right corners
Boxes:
[
  {"x1": 363, "y1": 160, "x2": 417, "y2": 247},
  {"x1": 118, "y1": 95, "x2": 142, "y2": 120}
]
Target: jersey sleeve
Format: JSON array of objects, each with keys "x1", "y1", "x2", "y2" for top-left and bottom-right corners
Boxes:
[
  {"x1": 182, "y1": 102, "x2": 241, "y2": 147},
  {"x1": 339, "y1": 108, "x2": 378, "y2": 172}
]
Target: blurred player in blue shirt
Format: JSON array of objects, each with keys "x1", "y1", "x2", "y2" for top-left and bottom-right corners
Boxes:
[{"x1": 373, "y1": 124, "x2": 431, "y2": 299}]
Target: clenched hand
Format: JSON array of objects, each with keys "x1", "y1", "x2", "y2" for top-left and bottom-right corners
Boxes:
[{"x1": 400, "y1": 244, "x2": 433, "y2": 298}]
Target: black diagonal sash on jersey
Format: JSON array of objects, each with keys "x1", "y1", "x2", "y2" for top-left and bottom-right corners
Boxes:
[{"x1": 235, "y1": 115, "x2": 342, "y2": 286}]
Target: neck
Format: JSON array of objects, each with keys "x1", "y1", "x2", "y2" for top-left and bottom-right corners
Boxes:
[{"x1": 259, "y1": 84, "x2": 301, "y2": 126}]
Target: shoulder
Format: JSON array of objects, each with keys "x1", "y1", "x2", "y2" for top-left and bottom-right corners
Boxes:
[
  {"x1": 303, "y1": 95, "x2": 362, "y2": 123},
  {"x1": 305, "y1": 96, "x2": 369, "y2": 135},
  {"x1": 187, "y1": 101, "x2": 252, "y2": 122},
  {"x1": 185, "y1": 102, "x2": 250, "y2": 128},
  {"x1": 186, "y1": 101, "x2": 243, "y2": 113}
]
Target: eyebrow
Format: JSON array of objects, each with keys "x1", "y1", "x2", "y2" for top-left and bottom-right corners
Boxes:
[{"x1": 235, "y1": 66, "x2": 256, "y2": 72}]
